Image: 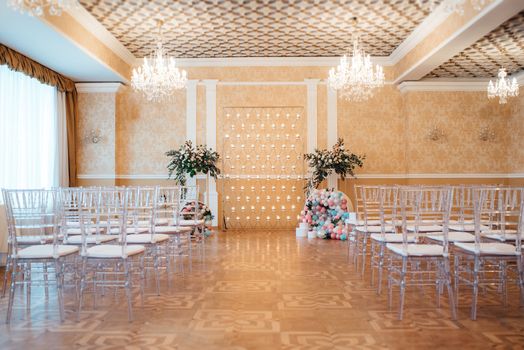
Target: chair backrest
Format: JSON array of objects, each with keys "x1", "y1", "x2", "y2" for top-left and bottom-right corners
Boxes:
[
  {"x1": 157, "y1": 186, "x2": 181, "y2": 225},
  {"x1": 95, "y1": 188, "x2": 130, "y2": 257},
  {"x1": 473, "y1": 187, "x2": 523, "y2": 251},
  {"x1": 378, "y1": 186, "x2": 399, "y2": 236},
  {"x1": 359, "y1": 185, "x2": 382, "y2": 227},
  {"x1": 3, "y1": 189, "x2": 62, "y2": 257},
  {"x1": 61, "y1": 187, "x2": 105, "y2": 244},
  {"x1": 127, "y1": 186, "x2": 158, "y2": 240},
  {"x1": 399, "y1": 186, "x2": 453, "y2": 253}
]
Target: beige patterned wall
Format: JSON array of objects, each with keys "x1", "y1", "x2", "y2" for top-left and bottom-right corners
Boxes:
[
  {"x1": 338, "y1": 85, "x2": 406, "y2": 174},
  {"x1": 115, "y1": 86, "x2": 186, "y2": 175},
  {"x1": 403, "y1": 91, "x2": 510, "y2": 173},
  {"x1": 507, "y1": 88, "x2": 524, "y2": 173},
  {"x1": 76, "y1": 92, "x2": 116, "y2": 176}
]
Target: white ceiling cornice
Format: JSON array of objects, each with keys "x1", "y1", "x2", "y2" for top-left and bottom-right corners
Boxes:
[
  {"x1": 389, "y1": 3, "x2": 451, "y2": 65},
  {"x1": 66, "y1": 4, "x2": 137, "y2": 66},
  {"x1": 76, "y1": 82, "x2": 123, "y2": 93},
  {"x1": 168, "y1": 56, "x2": 393, "y2": 68},
  {"x1": 397, "y1": 80, "x2": 488, "y2": 93}
]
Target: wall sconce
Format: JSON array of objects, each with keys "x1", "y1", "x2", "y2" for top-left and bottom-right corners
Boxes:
[
  {"x1": 427, "y1": 125, "x2": 445, "y2": 142},
  {"x1": 85, "y1": 129, "x2": 102, "y2": 144},
  {"x1": 478, "y1": 126, "x2": 496, "y2": 142}
]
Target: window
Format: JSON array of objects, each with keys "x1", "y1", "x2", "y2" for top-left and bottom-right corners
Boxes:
[{"x1": 0, "y1": 64, "x2": 59, "y2": 189}]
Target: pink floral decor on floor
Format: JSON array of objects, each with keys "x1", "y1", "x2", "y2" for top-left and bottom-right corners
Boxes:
[
  {"x1": 181, "y1": 201, "x2": 214, "y2": 237},
  {"x1": 300, "y1": 189, "x2": 350, "y2": 240}
]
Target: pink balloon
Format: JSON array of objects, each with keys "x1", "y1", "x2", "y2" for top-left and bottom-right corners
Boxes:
[{"x1": 330, "y1": 233, "x2": 336, "y2": 239}]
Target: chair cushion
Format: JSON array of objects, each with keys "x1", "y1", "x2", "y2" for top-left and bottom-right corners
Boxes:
[
  {"x1": 370, "y1": 233, "x2": 416, "y2": 243},
  {"x1": 427, "y1": 231, "x2": 475, "y2": 243},
  {"x1": 178, "y1": 219, "x2": 205, "y2": 226},
  {"x1": 454, "y1": 242, "x2": 518, "y2": 256},
  {"x1": 482, "y1": 233, "x2": 519, "y2": 242},
  {"x1": 17, "y1": 235, "x2": 54, "y2": 244},
  {"x1": 63, "y1": 235, "x2": 117, "y2": 245},
  {"x1": 109, "y1": 227, "x2": 149, "y2": 235},
  {"x1": 449, "y1": 224, "x2": 489, "y2": 232},
  {"x1": 154, "y1": 226, "x2": 193, "y2": 234},
  {"x1": 136, "y1": 219, "x2": 168, "y2": 226},
  {"x1": 126, "y1": 233, "x2": 169, "y2": 244},
  {"x1": 406, "y1": 225, "x2": 442, "y2": 232},
  {"x1": 17, "y1": 244, "x2": 79, "y2": 259},
  {"x1": 386, "y1": 243, "x2": 444, "y2": 257},
  {"x1": 85, "y1": 244, "x2": 145, "y2": 258},
  {"x1": 65, "y1": 227, "x2": 102, "y2": 235},
  {"x1": 354, "y1": 225, "x2": 395, "y2": 233}
]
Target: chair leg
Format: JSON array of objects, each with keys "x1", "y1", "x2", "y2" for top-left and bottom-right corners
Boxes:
[
  {"x1": 6, "y1": 259, "x2": 17, "y2": 323},
  {"x1": 139, "y1": 256, "x2": 145, "y2": 307},
  {"x1": 55, "y1": 259, "x2": 65, "y2": 322},
  {"x1": 377, "y1": 244, "x2": 385, "y2": 295},
  {"x1": 398, "y1": 257, "x2": 407, "y2": 320},
  {"x1": 77, "y1": 257, "x2": 87, "y2": 321},
  {"x1": 454, "y1": 255, "x2": 460, "y2": 309},
  {"x1": 153, "y1": 245, "x2": 160, "y2": 296},
  {"x1": 2, "y1": 255, "x2": 11, "y2": 298},
  {"x1": 25, "y1": 263, "x2": 31, "y2": 313},
  {"x1": 444, "y1": 257, "x2": 456, "y2": 320},
  {"x1": 43, "y1": 262, "x2": 49, "y2": 300},
  {"x1": 517, "y1": 255, "x2": 524, "y2": 306},
  {"x1": 361, "y1": 234, "x2": 368, "y2": 277},
  {"x1": 471, "y1": 256, "x2": 480, "y2": 320},
  {"x1": 124, "y1": 259, "x2": 133, "y2": 322}
]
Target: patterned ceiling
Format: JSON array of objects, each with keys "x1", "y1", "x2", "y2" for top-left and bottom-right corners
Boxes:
[
  {"x1": 79, "y1": 0, "x2": 434, "y2": 58},
  {"x1": 426, "y1": 11, "x2": 524, "y2": 79}
]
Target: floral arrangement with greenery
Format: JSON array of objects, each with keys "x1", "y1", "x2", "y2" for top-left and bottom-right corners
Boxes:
[
  {"x1": 303, "y1": 138, "x2": 365, "y2": 194},
  {"x1": 166, "y1": 141, "x2": 221, "y2": 185}
]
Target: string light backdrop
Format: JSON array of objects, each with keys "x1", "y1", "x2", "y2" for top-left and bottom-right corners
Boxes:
[{"x1": 220, "y1": 107, "x2": 307, "y2": 229}]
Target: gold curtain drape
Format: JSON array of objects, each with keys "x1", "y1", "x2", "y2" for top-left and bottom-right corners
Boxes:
[{"x1": 0, "y1": 44, "x2": 77, "y2": 186}]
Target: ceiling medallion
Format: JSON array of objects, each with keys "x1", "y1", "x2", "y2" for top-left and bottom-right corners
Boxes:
[
  {"x1": 487, "y1": 68, "x2": 519, "y2": 104},
  {"x1": 418, "y1": 0, "x2": 485, "y2": 15},
  {"x1": 7, "y1": 0, "x2": 78, "y2": 16},
  {"x1": 131, "y1": 19, "x2": 187, "y2": 102},
  {"x1": 327, "y1": 17, "x2": 385, "y2": 102}
]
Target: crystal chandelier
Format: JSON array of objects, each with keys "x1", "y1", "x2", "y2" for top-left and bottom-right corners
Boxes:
[
  {"x1": 7, "y1": 0, "x2": 78, "y2": 16},
  {"x1": 487, "y1": 68, "x2": 519, "y2": 104},
  {"x1": 131, "y1": 20, "x2": 187, "y2": 102},
  {"x1": 328, "y1": 18, "x2": 385, "y2": 102},
  {"x1": 417, "y1": 0, "x2": 485, "y2": 15}
]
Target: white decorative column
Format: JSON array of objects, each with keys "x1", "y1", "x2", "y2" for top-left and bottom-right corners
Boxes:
[
  {"x1": 185, "y1": 80, "x2": 198, "y2": 186},
  {"x1": 327, "y1": 84, "x2": 338, "y2": 190},
  {"x1": 305, "y1": 79, "x2": 320, "y2": 153},
  {"x1": 203, "y1": 80, "x2": 219, "y2": 226}
]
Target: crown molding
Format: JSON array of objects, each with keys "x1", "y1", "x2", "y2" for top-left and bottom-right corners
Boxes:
[
  {"x1": 389, "y1": 4, "x2": 451, "y2": 65},
  {"x1": 164, "y1": 56, "x2": 393, "y2": 68},
  {"x1": 76, "y1": 82, "x2": 123, "y2": 93},
  {"x1": 66, "y1": 5, "x2": 136, "y2": 66},
  {"x1": 397, "y1": 80, "x2": 489, "y2": 93}
]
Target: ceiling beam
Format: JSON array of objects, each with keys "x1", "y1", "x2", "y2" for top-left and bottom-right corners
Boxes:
[{"x1": 393, "y1": 0, "x2": 524, "y2": 84}]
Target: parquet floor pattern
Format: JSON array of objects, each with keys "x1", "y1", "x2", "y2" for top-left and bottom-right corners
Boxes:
[{"x1": 1, "y1": 231, "x2": 524, "y2": 349}]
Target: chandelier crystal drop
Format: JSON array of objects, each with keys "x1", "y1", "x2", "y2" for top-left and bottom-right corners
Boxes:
[
  {"x1": 328, "y1": 18, "x2": 385, "y2": 102},
  {"x1": 8, "y1": 0, "x2": 78, "y2": 16},
  {"x1": 487, "y1": 68, "x2": 519, "y2": 104},
  {"x1": 131, "y1": 20, "x2": 187, "y2": 102}
]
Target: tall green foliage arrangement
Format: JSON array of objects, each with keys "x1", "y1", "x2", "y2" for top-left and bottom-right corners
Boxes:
[
  {"x1": 304, "y1": 138, "x2": 365, "y2": 194},
  {"x1": 166, "y1": 141, "x2": 221, "y2": 185}
]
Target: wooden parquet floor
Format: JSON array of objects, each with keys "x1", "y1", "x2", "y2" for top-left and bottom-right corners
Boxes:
[{"x1": 0, "y1": 230, "x2": 523, "y2": 349}]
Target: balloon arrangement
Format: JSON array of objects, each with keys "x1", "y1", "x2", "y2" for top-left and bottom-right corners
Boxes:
[
  {"x1": 181, "y1": 201, "x2": 214, "y2": 237},
  {"x1": 300, "y1": 189, "x2": 351, "y2": 240}
]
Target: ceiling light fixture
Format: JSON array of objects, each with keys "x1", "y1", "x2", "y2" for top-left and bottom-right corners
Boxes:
[
  {"x1": 131, "y1": 19, "x2": 187, "y2": 102},
  {"x1": 327, "y1": 17, "x2": 385, "y2": 102},
  {"x1": 7, "y1": 0, "x2": 78, "y2": 16},
  {"x1": 487, "y1": 68, "x2": 519, "y2": 104}
]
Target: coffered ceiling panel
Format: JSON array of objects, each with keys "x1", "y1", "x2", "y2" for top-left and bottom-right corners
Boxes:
[
  {"x1": 79, "y1": 0, "x2": 433, "y2": 58},
  {"x1": 426, "y1": 11, "x2": 524, "y2": 79}
]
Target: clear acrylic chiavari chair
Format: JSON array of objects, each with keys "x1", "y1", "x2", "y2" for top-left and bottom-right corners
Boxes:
[
  {"x1": 77, "y1": 188, "x2": 146, "y2": 322},
  {"x1": 125, "y1": 186, "x2": 170, "y2": 295},
  {"x1": 386, "y1": 186, "x2": 456, "y2": 320},
  {"x1": 178, "y1": 186, "x2": 206, "y2": 264},
  {"x1": 4, "y1": 189, "x2": 79, "y2": 323},
  {"x1": 155, "y1": 186, "x2": 193, "y2": 275},
  {"x1": 453, "y1": 187, "x2": 524, "y2": 320}
]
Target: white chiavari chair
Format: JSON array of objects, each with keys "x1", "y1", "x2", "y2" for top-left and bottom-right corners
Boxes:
[
  {"x1": 386, "y1": 186, "x2": 456, "y2": 320},
  {"x1": 4, "y1": 189, "x2": 79, "y2": 323},
  {"x1": 453, "y1": 187, "x2": 524, "y2": 320},
  {"x1": 77, "y1": 188, "x2": 145, "y2": 322}
]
